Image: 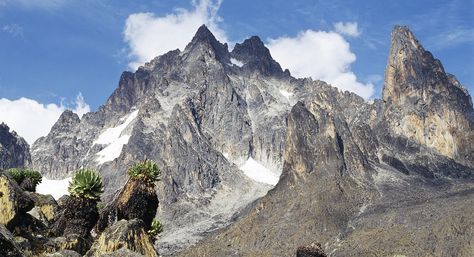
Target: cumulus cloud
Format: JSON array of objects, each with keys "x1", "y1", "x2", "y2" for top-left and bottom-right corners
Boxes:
[
  {"x1": 334, "y1": 22, "x2": 361, "y2": 37},
  {"x1": 267, "y1": 30, "x2": 374, "y2": 99},
  {"x1": 0, "y1": 93, "x2": 90, "y2": 145},
  {"x1": 123, "y1": 1, "x2": 373, "y2": 99},
  {"x1": 124, "y1": 0, "x2": 228, "y2": 70}
]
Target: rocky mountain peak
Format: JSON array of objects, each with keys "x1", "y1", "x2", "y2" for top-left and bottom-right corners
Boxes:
[
  {"x1": 232, "y1": 36, "x2": 268, "y2": 60},
  {"x1": 231, "y1": 35, "x2": 284, "y2": 76},
  {"x1": 382, "y1": 25, "x2": 474, "y2": 167},
  {"x1": 184, "y1": 24, "x2": 230, "y2": 63}
]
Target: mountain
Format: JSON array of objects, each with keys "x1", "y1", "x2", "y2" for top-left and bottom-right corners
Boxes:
[
  {"x1": 30, "y1": 25, "x2": 474, "y2": 257},
  {"x1": 31, "y1": 24, "x2": 335, "y2": 254},
  {"x1": 175, "y1": 26, "x2": 474, "y2": 256},
  {"x1": 0, "y1": 123, "x2": 30, "y2": 170}
]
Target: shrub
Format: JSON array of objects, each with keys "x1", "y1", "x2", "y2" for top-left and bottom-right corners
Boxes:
[
  {"x1": 6, "y1": 168, "x2": 42, "y2": 192},
  {"x1": 68, "y1": 169, "x2": 104, "y2": 200},
  {"x1": 148, "y1": 218, "x2": 164, "y2": 237},
  {"x1": 128, "y1": 159, "x2": 160, "y2": 183},
  {"x1": 6, "y1": 168, "x2": 25, "y2": 184}
]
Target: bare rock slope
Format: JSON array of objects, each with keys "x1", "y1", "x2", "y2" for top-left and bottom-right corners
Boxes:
[
  {"x1": 176, "y1": 26, "x2": 474, "y2": 257},
  {"x1": 31, "y1": 25, "x2": 474, "y2": 256}
]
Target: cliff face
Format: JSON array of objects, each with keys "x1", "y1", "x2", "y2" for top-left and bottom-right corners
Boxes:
[
  {"x1": 176, "y1": 26, "x2": 474, "y2": 257},
  {"x1": 382, "y1": 26, "x2": 474, "y2": 167},
  {"x1": 0, "y1": 123, "x2": 30, "y2": 170},
  {"x1": 30, "y1": 24, "x2": 474, "y2": 256}
]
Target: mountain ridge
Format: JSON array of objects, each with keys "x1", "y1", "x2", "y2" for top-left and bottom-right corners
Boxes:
[{"x1": 29, "y1": 24, "x2": 474, "y2": 256}]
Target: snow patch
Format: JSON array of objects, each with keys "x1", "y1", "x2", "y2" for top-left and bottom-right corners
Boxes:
[
  {"x1": 279, "y1": 89, "x2": 293, "y2": 100},
  {"x1": 239, "y1": 157, "x2": 280, "y2": 185},
  {"x1": 94, "y1": 109, "x2": 139, "y2": 164},
  {"x1": 230, "y1": 58, "x2": 244, "y2": 67},
  {"x1": 36, "y1": 177, "x2": 72, "y2": 200}
]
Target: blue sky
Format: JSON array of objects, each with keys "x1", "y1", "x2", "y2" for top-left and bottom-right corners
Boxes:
[{"x1": 0, "y1": 0, "x2": 473, "y2": 143}]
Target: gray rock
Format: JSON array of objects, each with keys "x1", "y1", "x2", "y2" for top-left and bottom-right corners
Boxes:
[
  {"x1": 175, "y1": 26, "x2": 474, "y2": 257},
  {"x1": 0, "y1": 172, "x2": 34, "y2": 226},
  {"x1": 86, "y1": 219, "x2": 158, "y2": 257},
  {"x1": 0, "y1": 224, "x2": 24, "y2": 257},
  {"x1": 30, "y1": 24, "x2": 474, "y2": 257},
  {"x1": 0, "y1": 123, "x2": 30, "y2": 170},
  {"x1": 382, "y1": 25, "x2": 474, "y2": 169},
  {"x1": 45, "y1": 250, "x2": 82, "y2": 257}
]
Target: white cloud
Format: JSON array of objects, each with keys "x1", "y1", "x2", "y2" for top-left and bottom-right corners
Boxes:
[
  {"x1": 267, "y1": 30, "x2": 374, "y2": 99},
  {"x1": 123, "y1": 1, "x2": 373, "y2": 99},
  {"x1": 334, "y1": 22, "x2": 361, "y2": 37},
  {"x1": 123, "y1": 0, "x2": 228, "y2": 70},
  {"x1": 0, "y1": 93, "x2": 90, "y2": 145}
]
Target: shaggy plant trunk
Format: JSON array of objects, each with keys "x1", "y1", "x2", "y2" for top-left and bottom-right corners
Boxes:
[
  {"x1": 51, "y1": 196, "x2": 99, "y2": 238},
  {"x1": 19, "y1": 178, "x2": 36, "y2": 192},
  {"x1": 116, "y1": 179, "x2": 159, "y2": 229}
]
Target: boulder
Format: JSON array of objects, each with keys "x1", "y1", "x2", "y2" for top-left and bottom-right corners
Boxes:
[
  {"x1": 51, "y1": 196, "x2": 99, "y2": 238},
  {"x1": 46, "y1": 234, "x2": 93, "y2": 255},
  {"x1": 86, "y1": 219, "x2": 158, "y2": 257},
  {"x1": 26, "y1": 192, "x2": 59, "y2": 225},
  {"x1": 0, "y1": 173, "x2": 34, "y2": 226},
  {"x1": 97, "y1": 179, "x2": 158, "y2": 232},
  {"x1": 99, "y1": 248, "x2": 147, "y2": 257},
  {"x1": 45, "y1": 250, "x2": 82, "y2": 257},
  {"x1": 0, "y1": 224, "x2": 24, "y2": 257},
  {"x1": 296, "y1": 243, "x2": 327, "y2": 257}
]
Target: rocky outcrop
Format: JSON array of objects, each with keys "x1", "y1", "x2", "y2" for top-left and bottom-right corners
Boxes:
[
  {"x1": 0, "y1": 224, "x2": 24, "y2": 257},
  {"x1": 45, "y1": 249, "x2": 82, "y2": 257},
  {"x1": 86, "y1": 219, "x2": 158, "y2": 257},
  {"x1": 296, "y1": 243, "x2": 327, "y2": 257},
  {"x1": 177, "y1": 102, "x2": 376, "y2": 256},
  {"x1": 29, "y1": 24, "x2": 474, "y2": 256},
  {"x1": 175, "y1": 26, "x2": 474, "y2": 257},
  {"x1": 97, "y1": 178, "x2": 158, "y2": 232},
  {"x1": 382, "y1": 25, "x2": 474, "y2": 168},
  {"x1": 0, "y1": 172, "x2": 34, "y2": 226},
  {"x1": 51, "y1": 196, "x2": 99, "y2": 238},
  {"x1": 0, "y1": 123, "x2": 30, "y2": 170},
  {"x1": 26, "y1": 192, "x2": 59, "y2": 225}
]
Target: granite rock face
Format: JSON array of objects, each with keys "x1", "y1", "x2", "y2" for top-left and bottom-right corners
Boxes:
[
  {"x1": 30, "y1": 24, "x2": 474, "y2": 256},
  {"x1": 175, "y1": 26, "x2": 474, "y2": 257},
  {"x1": 0, "y1": 123, "x2": 31, "y2": 170},
  {"x1": 382, "y1": 26, "x2": 474, "y2": 168}
]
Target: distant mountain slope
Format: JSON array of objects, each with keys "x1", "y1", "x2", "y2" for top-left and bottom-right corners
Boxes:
[{"x1": 0, "y1": 123, "x2": 30, "y2": 170}]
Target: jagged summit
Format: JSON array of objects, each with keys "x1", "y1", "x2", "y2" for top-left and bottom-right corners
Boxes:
[
  {"x1": 189, "y1": 24, "x2": 217, "y2": 44},
  {"x1": 231, "y1": 35, "x2": 285, "y2": 76},
  {"x1": 29, "y1": 24, "x2": 474, "y2": 257},
  {"x1": 184, "y1": 24, "x2": 230, "y2": 63},
  {"x1": 382, "y1": 25, "x2": 474, "y2": 167}
]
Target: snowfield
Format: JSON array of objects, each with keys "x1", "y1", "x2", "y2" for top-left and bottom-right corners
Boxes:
[
  {"x1": 94, "y1": 109, "x2": 139, "y2": 164},
  {"x1": 239, "y1": 157, "x2": 280, "y2": 185},
  {"x1": 279, "y1": 89, "x2": 293, "y2": 101},
  {"x1": 230, "y1": 58, "x2": 244, "y2": 67},
  {"x1": 36, "y1": 177, "x2": 72, "y2": 199}
]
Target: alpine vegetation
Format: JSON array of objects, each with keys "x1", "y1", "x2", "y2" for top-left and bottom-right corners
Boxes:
[
  {"x1": 50, "y1": 168, "x2": 104, "y2": 241},
  {"x1": 6, "y1": 168, "x2": 42, "y2": 192},
  {"x1": 68, "y1": 168, "x2": 104, "y2": 200}
]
